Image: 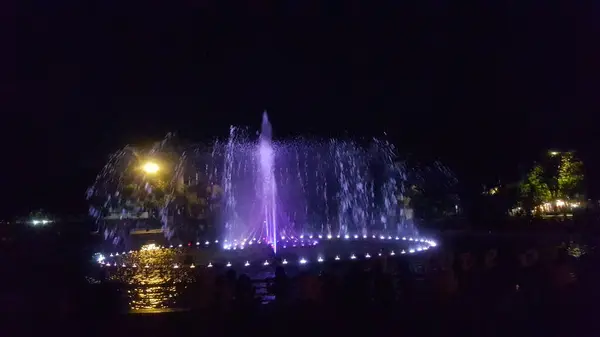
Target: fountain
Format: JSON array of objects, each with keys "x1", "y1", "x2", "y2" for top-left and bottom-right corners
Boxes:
[
  {"x1": 89, "y1": 112, "x2": 451, "y2": 264},
  {"x1": 214, "y1": 112, "x2": 424, "y2": 255},
  {"x1": 258, "y1": 112, "x2": 278, "y2": 253}
]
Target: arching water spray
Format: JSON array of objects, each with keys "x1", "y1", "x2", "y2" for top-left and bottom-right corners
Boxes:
[{"x1": 89, "y1": 114, "x2": 460, "y2": 250}]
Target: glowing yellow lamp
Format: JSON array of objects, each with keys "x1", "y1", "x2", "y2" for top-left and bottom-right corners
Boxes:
[{"x1": 142, "y1": 162, "x2": 160, "y2": 174}]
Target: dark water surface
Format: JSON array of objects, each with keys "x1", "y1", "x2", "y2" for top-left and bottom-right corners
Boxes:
[{"x1": 91, "y1": 227, "x2": 599, "y2": 313}]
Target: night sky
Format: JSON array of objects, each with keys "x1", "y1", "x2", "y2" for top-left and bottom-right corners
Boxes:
[{"x1": 9, "y1": 1, "x2": 600, "y2": 218}]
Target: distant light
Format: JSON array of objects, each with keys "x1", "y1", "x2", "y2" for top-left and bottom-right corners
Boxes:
[
  {"x1": 244, "y1": 261, "x2": 250, "y2": 267},
  {"x1": 263, "y1": 260, "x2": 269, "y2": 266},
  {"x1": 344, "y1": 234, "x2": 350, "y2": 239},
  {"x1": 207, "y1": 262, "x2": 213, "y2": 268},
  {"x1": 190, "y1": 264, "x2": 195, "y2": 268},
  {"x1": 327, "y1": 234, "x2": 332, "y2": 239},
  {"x1": 226, "y1": 262, "x2": 232, "y2": 267},
  {"x1": 132, "y1": 264, "x2": 137, "y2": 268},
  {"x1": 282, "y1": 259, "x2": 288, "y2": 265},
  {"x1": 317, "y1": 256, "x2": 324, "y2": 263},
  {"x1": 334, "y1": 255, "x2": 340, "y2": 261},
  {"x1": 299, "y1": 258, "x2": 307, "y2": 264},
  {"x1": 350, "y1": 254, "x2": 357, "y2": 260},
  {"x1": 173, "y1": 264, "x2": 179, "y2": 269},
  {"x1": 31, "y1": 219, "x2": 52, "y2": 226},
  {"x1": 549, "y1": 151, "x2": 560, "y2": 156},
  {"x1": 390, "y1": 251, "x2": 395, "y2": 256},
  {"x1": 365, "y1": 253, "x2": 371, "y2": 259}
]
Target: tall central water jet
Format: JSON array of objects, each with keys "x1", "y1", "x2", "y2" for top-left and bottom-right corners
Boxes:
[
  {"x1": 207, "y1": 112, "x2": 428, "y2": 246},
  {"x1": 258, "y1": 112, "x2": 277, "y2": 253}
]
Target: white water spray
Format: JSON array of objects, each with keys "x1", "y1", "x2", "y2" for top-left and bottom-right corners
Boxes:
[{"x1": 258, "y1": 112, "x2": 278, "y2": 253}]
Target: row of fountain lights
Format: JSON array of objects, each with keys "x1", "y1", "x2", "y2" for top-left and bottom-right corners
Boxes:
[
  {"x1": 98, "y1": 234, "x2": 436, "y2": 254},
  {"x1": 223, "y1": 234, "x2": 435, "y2": 251},
  {"x1": 95, "y1": 237, "x2": 437, "y2": 269},
  {"x1": 98, "y1": 248, "x2": 434, "y2": 269}
]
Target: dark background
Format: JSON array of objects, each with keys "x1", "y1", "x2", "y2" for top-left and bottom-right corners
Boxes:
[{"x1": 8, "y1": 1, "x2": 600, "y2": 218}]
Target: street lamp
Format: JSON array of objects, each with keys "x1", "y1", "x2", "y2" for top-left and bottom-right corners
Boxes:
[{"x1": 142, "y1": 161, "x2": 160, "y2": 174}]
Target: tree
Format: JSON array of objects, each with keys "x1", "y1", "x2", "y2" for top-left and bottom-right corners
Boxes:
[
  {"x1": 479, "y1": 180, "x2": 521, "y2": 220},
  {"x1": 403, "y1": 161, "x2": 460, "y2": 222},
  {"x1": 519, "y1": 164, "x2": 552, "y2": 212},
  {"x1": 557, "y1": 152, "x2": 584, "y2": 199},
  {"x1": 517, "y1": 151, "x2": 585, "y2": 214}
]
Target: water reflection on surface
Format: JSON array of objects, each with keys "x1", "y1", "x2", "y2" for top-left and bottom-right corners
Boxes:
[
  {"x1": 565, "y1": 241, "x2": 588, "y2": 258},
  {"x1": 99, "y1": 236, "x2": 597, "y2": 312},
  {"x1": 107, "y1": 248, "x2": 195, "y2": 312},
  {"x1": 127, "y1": 285, "x2": 179, "y2": 311}
]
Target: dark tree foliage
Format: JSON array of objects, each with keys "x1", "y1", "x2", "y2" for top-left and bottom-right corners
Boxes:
[{"x1": 403, "y1": 160, "x2": 460, "y2": 222}]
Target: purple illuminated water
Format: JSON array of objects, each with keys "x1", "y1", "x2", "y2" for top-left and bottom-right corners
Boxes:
[
  {"x1": 217, "y1": 112, "x2": 417, "y2": 247},
  {"x1": 88, "y1": 113, "x2": 457, "y2": 249},
  {"x1": 258, "y1": 112, "x2": 278, "y2": 253}
]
